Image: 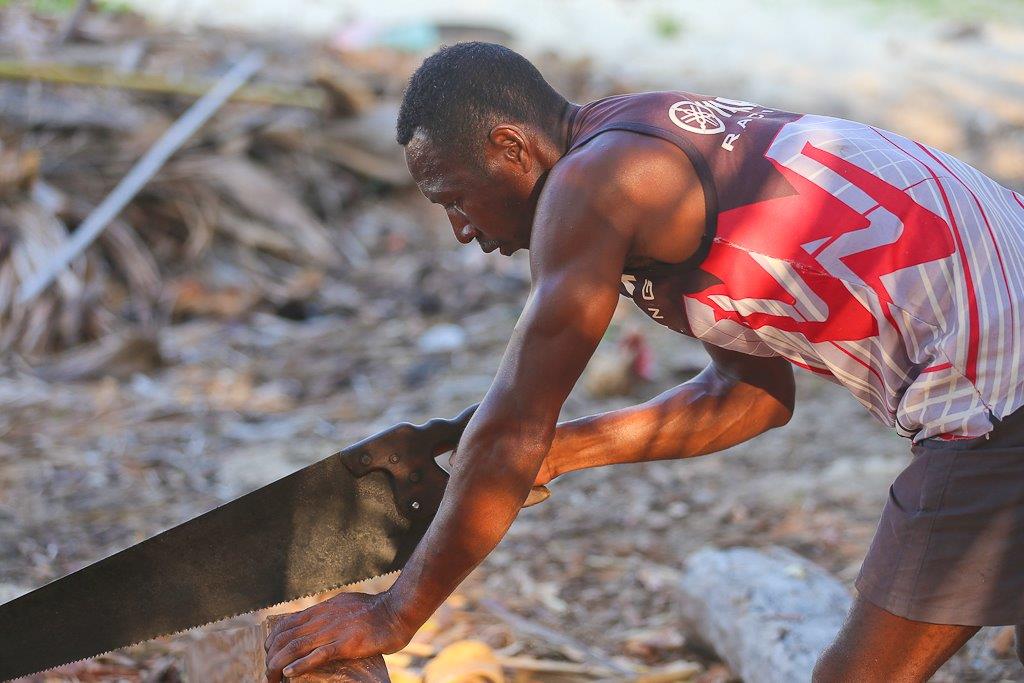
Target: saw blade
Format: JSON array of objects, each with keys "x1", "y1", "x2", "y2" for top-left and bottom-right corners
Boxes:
[{"x1": 0, "y1": 405, "x2": 477, "y2": 681}]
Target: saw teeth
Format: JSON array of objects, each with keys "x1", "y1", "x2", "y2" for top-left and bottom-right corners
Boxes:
[
  {"x1": 3, "y1": 406, "x2": 464, "y2": 681},
  {"x1": 7, "y1": 571, "x2": 399, "y2": 682}
]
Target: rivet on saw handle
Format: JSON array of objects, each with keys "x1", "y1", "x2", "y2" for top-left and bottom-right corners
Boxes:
[{"x1": 339, "y1": 404, "x2": 480, "y2": 523}]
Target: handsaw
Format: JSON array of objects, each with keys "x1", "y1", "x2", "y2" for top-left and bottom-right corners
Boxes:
[{"x1": 0, "y1": 403, "x2": 548, "y2": 681}]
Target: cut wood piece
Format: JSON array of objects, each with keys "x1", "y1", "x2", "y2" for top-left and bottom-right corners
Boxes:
[
  {"x1": 184, "y1": 613, "x2": 391, "y2": 682},
  {"x1": 677, "y1": 546, "x2": 850, "y2": 683}
]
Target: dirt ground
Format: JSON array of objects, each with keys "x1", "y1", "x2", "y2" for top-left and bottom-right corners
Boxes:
[
  {"x1": 3, "y1": 2, "x2": 1024, "y2": 681},
  {"x1": 0, "y1": 226, "x2": 914, "y2": 681}
]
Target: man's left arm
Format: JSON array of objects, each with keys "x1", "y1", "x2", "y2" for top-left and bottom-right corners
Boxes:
[{"x1": 264, "y1": 155, "x2": 635, "y2": 680}]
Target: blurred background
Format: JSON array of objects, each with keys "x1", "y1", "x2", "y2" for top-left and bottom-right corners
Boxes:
[{"x1": 1, "y1": 1, "x2": 1023, "y2": 680}]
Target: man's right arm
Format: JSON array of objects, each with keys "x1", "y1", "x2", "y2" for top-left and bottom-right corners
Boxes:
[{"x1": 536, "y1": 344, "x2": 795, "y2": 484}]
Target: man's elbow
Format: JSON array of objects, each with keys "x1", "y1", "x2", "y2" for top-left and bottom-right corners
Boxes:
[
  {"x1": 458, "y1": 413, "x2": 554, "y2": 476},
  {"x1": 759, "y1": 361, "x2": 795, "y2": 430},
  {"x1": 747, "y1": 375, "x2": 794, "y2": 432},
  {"x1": 764, "y1": 399, "x2": 794, "y2": 430}
]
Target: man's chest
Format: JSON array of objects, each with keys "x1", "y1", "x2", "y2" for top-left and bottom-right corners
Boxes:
[
  {"x1": 618, "y1": 267, "x2": 711, "y2": 337},
  {"x1": 618, "y1": 265, "x2": 788, "y2": 359}
]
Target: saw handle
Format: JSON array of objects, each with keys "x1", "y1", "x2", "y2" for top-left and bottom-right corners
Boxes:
[
  {"x1": 418, "y1": 403, "x2": 551, "y2": 508},
  {"x1": 420, "y1": 402, "x2": 480, "y2": 455}
]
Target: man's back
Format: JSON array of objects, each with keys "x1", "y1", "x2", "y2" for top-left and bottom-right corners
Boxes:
[{"x1": 567, "y1": 90, "x2": 1024, "y2": 441}]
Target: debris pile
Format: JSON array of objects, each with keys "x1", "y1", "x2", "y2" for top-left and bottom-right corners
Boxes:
[
  {"x1": 6, "y1": 4, "x2": 1024, "y2": 683},
  {"x1": 0, "y1": 4, "x2": 416, "y2": 357}
]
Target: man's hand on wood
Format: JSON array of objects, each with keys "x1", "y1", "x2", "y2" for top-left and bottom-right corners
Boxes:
[{"x1": 263, "y1": 591, "x2": 410, "y2": 682}]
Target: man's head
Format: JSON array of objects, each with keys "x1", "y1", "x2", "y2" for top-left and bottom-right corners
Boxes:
[{"x1": 397, "y1": 42, "x2": 572, "y2": 255}]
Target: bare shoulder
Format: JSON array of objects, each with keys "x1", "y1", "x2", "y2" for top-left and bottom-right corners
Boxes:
[
  {"x1": 540, "y1": 130, "x2": 706, "y2": 266},
  {"x1": 548, "y1": 130, "x2": 699, "y2": 210}
]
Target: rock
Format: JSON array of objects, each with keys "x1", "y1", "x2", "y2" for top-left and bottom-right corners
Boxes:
[{"x1": 418, "y1": 324, "x2": 466, "y2": 354}]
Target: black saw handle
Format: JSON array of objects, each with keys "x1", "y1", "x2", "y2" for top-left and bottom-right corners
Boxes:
[
  {"x1": 341, "y1": 403, "x2": 550, "y2": 523},
  {"x1": 418, "y1": 402, "x2": 551, "y2": 507}
]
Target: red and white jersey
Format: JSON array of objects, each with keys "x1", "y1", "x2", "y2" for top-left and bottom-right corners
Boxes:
[{"x1": 567, "y1": 92, "x2": 1024, "y2": 441}]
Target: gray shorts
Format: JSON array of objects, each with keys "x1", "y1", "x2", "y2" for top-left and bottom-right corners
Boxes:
[{"x1": 855, "y1": 408, "x2": 1024, "y2": 626}]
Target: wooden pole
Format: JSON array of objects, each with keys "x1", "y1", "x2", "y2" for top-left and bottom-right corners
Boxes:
[
  {"x1": 0, "y1": 60, "x2": 326, "y2": 110},
  {"x1": 16, "y1": 51, "x2": 264, "y2": 306}
]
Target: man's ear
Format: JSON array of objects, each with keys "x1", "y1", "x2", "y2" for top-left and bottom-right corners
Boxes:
[{"x1": 488, "y1": 125, "x2": 532, "y2": 174}]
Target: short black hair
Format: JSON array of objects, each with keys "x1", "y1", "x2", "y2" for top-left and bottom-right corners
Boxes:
[{"x1": 396, "y1": 42, "x2": 568, "y2": 153}]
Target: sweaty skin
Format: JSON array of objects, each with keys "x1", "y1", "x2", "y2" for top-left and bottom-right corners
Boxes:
[
  {"x1": 262, "y1": 107, "x2": 795, "y2": 682},
  {"x1": 264, "y1": 104, "x2": 972, "y2": 682}
]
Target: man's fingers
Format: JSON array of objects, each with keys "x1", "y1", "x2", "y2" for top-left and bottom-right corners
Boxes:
[
  {"x1": 265, "y1": 605, "x2": 331, "y2": 651},
  {"x1": 265, "y1": 609, "x2": 316, "y2": 649},
  {"x1": 266, "y1": 617, "x2": 329, "y2": 662},
  {"x1": 266, "y1": 633, "x2": 328, "y2": 682},
  {"x1": 282, "y1": 642, "x2": 340, "y2": 678}
]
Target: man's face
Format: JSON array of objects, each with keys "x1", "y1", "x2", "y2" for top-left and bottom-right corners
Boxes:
[{"x1": 405, "y1": 130, "x2": 537, "y2": 256}]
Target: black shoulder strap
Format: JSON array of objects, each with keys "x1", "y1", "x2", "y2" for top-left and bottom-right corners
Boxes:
[{"x1": 568, "y1": 121, "x2": 718, "y2": 269}]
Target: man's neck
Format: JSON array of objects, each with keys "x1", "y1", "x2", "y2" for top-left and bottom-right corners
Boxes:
[
  {"x1": 534, "y1": 102, "x2": 582, "y2": 172},
  {"x1": 557, "y1": 102, "x2": 582, "y2": 156}
]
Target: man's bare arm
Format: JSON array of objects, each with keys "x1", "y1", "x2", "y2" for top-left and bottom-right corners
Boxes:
[
  {"x1": 383, "y1": 152, "x2": 642, "y2": 630},
  {"x1": 537, "y1": 345, "x2": 795, "y2": 484},
  {"x1": 264, "y1": 131, "x2": 705, "y2": 680}
]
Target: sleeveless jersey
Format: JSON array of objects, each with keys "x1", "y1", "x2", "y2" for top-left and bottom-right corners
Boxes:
[{"x1": 565, "y1": 91, "x2": 1024, "y2": 441}]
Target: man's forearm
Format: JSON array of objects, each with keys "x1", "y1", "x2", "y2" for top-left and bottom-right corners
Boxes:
[
  {"x1": 385, "y1": 416, "x2": 549, "y2": 631},
  {"x1": 542, "y1": 363, "x2": 791, "y2": 480}
]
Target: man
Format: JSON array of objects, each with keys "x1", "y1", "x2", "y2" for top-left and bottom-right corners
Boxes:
[{"x1": 266, "y1": 42, "x2": 1024, "y2": 681}]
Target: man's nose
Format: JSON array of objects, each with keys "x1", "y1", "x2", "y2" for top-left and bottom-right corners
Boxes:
[{"x1": 448, "y1": 211, "x2": 478, "y2": 244}]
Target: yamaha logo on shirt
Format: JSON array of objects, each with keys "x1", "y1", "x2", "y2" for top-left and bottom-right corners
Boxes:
[
  {"x1": 667, "y1": 96, "x2": 772, "y2": 152},
  {"x1": 667, "y1": 100, "x2": 726, "y2": 134}
]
